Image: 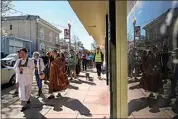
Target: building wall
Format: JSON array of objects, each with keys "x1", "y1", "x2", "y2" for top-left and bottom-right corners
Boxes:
[
  {"x1": 1, "y1": 37, "x2": 31, "y2": 55},
  {"x1": 1, "y1": 37, "x2": 9, "y2": 55},
  {"x1": 37, "y1": 22, "x2": 60, "y2": 53},
  {"x1": 2, "y1": 18, "x2": 61, "y2": 54},
  {"x1": 2, "y1": 19, "x2": 37, "y2": 52}
]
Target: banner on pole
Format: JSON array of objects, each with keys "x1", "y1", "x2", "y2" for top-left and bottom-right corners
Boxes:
[
  {"x1": 135, "y1": 26, "x2": 141, "y2": 37},
  {"x1": 64, "y1": 29, "x2": 70, "y2": 39}
]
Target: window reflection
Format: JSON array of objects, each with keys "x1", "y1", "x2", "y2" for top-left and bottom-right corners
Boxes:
[{"x1": 128, "y1": 1, "x2": 178, "y2": 118}]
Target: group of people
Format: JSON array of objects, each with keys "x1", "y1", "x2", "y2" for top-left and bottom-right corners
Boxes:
[
  {"x1": 13, "y1": 46, "x2": 104, "y2": 112},
  {"x1": 128, "y1": 45, "x2": 178, "y2": 99}
]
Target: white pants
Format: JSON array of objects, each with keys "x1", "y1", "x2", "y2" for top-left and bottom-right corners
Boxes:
[{"x1": 19, "y1": 84, "x2": 32, "y2": 102}]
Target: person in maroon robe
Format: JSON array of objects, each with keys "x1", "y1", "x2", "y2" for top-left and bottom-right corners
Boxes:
[{"x1": 48, "y1": 50, "x2": 69, "y2": 99}]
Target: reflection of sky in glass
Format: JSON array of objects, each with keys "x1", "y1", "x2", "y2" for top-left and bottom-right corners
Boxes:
[{"x1": 127, "y1": 1, "x2": 178, "y2": 40}]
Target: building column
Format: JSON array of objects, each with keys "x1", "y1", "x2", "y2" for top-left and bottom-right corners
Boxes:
[{"x1": 116, "y1": 1, "x2": 128, "y2": 118}]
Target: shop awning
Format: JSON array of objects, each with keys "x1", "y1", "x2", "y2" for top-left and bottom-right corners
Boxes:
[{"x1": 69, "y1": 1, "x2": 136, "y2": 46}]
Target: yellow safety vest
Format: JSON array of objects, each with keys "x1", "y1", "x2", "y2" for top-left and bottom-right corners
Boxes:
[{"x1": 95, "y1": 52, "x2": 102, "y2": 62}]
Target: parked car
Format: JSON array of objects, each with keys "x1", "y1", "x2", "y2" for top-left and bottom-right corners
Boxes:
[
  {"x1": 1, "y1": 54, "x2": 18, "y2": 66},
  {"x1": 1, "y1": 63, "x2": 16, "y2": 85}
]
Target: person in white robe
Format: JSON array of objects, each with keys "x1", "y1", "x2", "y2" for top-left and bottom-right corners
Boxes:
[
  {"x1": 14, "y1": 48, "x2": 35, "y2": 112},
  {"x1": 13, "y1": 50, "x2": 21, "y2": 96}
]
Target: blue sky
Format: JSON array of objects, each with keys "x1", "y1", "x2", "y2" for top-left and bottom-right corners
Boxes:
[
  {"x1": 11, "y1": 1, "x2": 94, "y2": 50},
  {"x1": 127, "y1": 1, "x2": 178, "y2": 40}
]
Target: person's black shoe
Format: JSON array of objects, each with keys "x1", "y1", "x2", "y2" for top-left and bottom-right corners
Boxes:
[
  {"x1": 149, "y1": 93, "x2": 155, "y2": 98},
  {"x1": 56, "y1": 93, "x2": 62, "y2": 98},
  {"x1": 27, "y1": 100, "x2": 31, "y2": 104},
  {"x1": 47, "y1": 95, "x2": 55, "y2": 99},
  {"x1": 13, "y1": 91, "x2": 18, "y2": 95},
  {"x1": 21, "y1": 106, "x2": 27, "y2": 112}
]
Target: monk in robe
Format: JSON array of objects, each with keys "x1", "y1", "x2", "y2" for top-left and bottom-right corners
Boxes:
[
  {"x1": 48, "y1": 50, "x2": 69, "y2": 99},
  {"x1": 139, "y1": 50, "x2": 148, "y2": 88},
  {"x1": 14, "y1": 48, "x2": 34, "y2": 112}
]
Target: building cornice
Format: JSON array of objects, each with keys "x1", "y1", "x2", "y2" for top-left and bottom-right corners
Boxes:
[{"x1": 38, "y1": 18, "x2": 62, "y2": 33}]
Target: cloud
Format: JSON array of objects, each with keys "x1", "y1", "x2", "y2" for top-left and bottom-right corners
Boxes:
[{"x1": 138, "y1": 10, "x2": 142, "y2": 15}]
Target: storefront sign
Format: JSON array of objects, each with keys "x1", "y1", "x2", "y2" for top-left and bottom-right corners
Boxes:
[
  {"x1": 64, "y1": 29, "x2": 70, "y2": 39},
  {"x1": 135, "y1": 26, "x2": 141, "y2": 37}
]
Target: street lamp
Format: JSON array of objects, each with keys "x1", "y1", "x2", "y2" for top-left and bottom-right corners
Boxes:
[
  {"x1": 132, "y1": 17, "x2": 136, "y2": 48},
  {"x1": 68, "y1": 21, "x2": 71, "y2": 51}
]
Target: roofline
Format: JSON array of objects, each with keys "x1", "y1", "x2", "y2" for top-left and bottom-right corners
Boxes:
[
  {"x1": 2, "y1": 15, "x2": 62, "y2": 33},
  {"x1": 143, "y1": 8, "x2": 177, "y2": 30}
]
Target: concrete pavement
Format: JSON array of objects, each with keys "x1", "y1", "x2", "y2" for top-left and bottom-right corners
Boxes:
[
  {"x1": 2, "y1": 68, "x2": 177, "y2": 118},
  {"x1": 128, "y1": 78, "x2": 177, "y2": 118},
  {"x1": 1, "y1": 70, "x2": 110, "y2": 118}
]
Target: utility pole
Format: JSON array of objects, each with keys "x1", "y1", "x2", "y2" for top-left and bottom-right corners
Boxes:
[
  {"x1": 68, "y1": 23, "x2": 71, "y2": 50},
  {"x1": 133, "y1": 18, "x2": 136, "y2": 48}
]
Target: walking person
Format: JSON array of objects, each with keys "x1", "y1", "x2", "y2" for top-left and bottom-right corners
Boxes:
[
  {"x1": 46, "y1": 51, "x2": 54, "y2": 81},
  {"x1": 68, "y1": 49, "x2": 77, "y2": 80},
  {"x1": 32, "y1": 52, "x2": 45, "y2": 97},
  {"x1": 94, "y1": 46, "x2": 104, "y2": 79},
  {"x1": 89, "y1": 53, "x2": 94, "y2": 68},
  {"x1": 41, "y1": 53, "x2": 49, "y2": 84},
  {"x1": 14, "y1": 48, "x2": 35, "y2": 112},
  {"x1": 76, "y1": 52, "x2": 81, "y2": 76},
  {"x1": 82, "y1": 52, "x2": 88, "y2": 71},
  {"x1": 170, "y1": 49, "x2": 178, "y2": 98},
  {"x1": 48, "y1": 50, "x2": 69, "y2": 99}
]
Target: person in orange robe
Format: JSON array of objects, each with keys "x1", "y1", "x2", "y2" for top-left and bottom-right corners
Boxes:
[{"x1": 48, "y1": 50, "x2": 69, "y2": 99}]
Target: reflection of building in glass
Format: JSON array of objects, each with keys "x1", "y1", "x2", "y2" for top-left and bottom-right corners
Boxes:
[{"x1": 143, "y1": 8, "x2": 178, "y2": 50}]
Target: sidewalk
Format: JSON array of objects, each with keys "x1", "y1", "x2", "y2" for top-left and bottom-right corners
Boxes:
[
  {"x1": 1, "y1": 70, "x2": 110, "y2": 118},
  {"x1": 128, "y1": 78, "x2": 177, "y2": 118}
]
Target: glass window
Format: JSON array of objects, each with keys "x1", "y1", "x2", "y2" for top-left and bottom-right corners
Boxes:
[
  {"x1": 40, "y1": 28, "x2": 44, "y2": 40},
  {"x1": 56, "y1": 35, "x2": 58, "y2": 44},
  {"x1": 49, "y1": 32, "x2": 53, "y2": 42},
  {"x1": 127, "y1": 1, "x2": 178, "y2": 117}
]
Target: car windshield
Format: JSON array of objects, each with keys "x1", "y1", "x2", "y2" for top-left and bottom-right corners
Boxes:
[{"x1": 6, "y1": 54, "x2": 17, "y2": 58}]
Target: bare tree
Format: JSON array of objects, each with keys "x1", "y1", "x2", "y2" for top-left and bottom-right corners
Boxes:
[{"x1": 1, "y1": 1, "x2": 14, "y2": 16}]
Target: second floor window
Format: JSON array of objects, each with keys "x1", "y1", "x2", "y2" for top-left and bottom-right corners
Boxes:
[
  {"x1": 10, "y1": 25, "x2": 12, "y2": 30},
  {"x1": 56, "y1": 36, "x2": 58, "y2": 44},
  {"x1": 40, "y1": 28, "x2": 44, "y2": 40},
  {"x1": 49, "y1": 32, "x2": 53, "y2": 42}
]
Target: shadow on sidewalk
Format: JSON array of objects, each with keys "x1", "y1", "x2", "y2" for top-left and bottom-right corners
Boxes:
[
  {"x1": 68, "y1": 84, "x2": 79, "y2": 90},
  {"x1": 23, "y1": 96, "x2": 47, "y2": 119},
  {"x1": 128, "y1": 78, "x2": 140, "y2": 84},
  {"x1": 44, "y1": 96, "x2": 92, "y2": 116},
  {"x1": 172, "y1": 115, "x2": 178, "y2": 119},
  {"x1": 70, "y1": 79, "x2": 96, "y2": 86},
  {"x1": 128, "y1": 96, "x2": 170, "y2": 116},
  {"x1": 129, "y1": 83, "x2": 142, "y2": 90}
]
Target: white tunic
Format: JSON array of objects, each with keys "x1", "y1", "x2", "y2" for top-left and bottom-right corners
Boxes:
[
  {"x1": 14, "y1": 58, "x2": 35, "y2": 101},
  {"x1": 31, "y1": 58, "x2": 45, "y2": 74}
]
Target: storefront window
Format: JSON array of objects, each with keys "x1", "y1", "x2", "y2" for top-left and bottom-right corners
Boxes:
[{"x1": 127, "y1": 1, "x2": 178, "y2": 118}]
